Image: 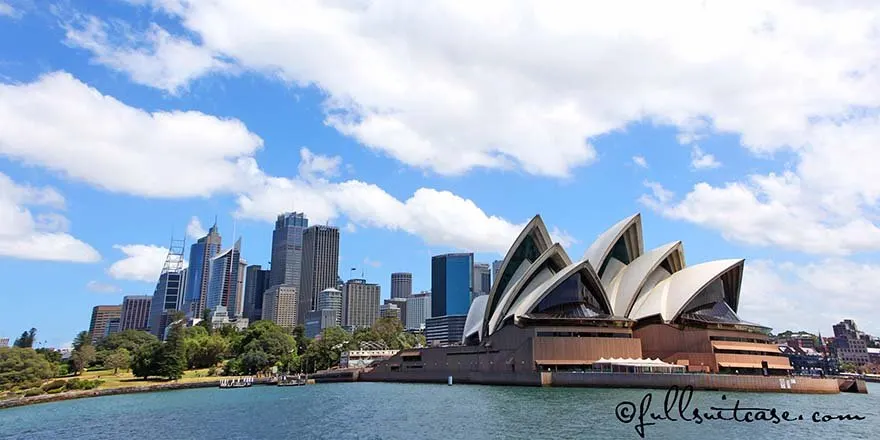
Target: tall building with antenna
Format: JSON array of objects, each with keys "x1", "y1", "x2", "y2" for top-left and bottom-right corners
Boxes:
[
  {"x1": 182, "y1": 220, "x2": 222, "y2": 317},
  {"x1": 147, "y1": 237, "x2": 187, "y2": 339},
  {"x1": 206, "y1": 238, "x2": 247, "y2": 318}
]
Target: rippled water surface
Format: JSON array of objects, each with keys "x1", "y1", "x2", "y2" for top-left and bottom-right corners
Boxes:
[{"x1": 1, "y1": 382, "x2": 877, "y2": 439}]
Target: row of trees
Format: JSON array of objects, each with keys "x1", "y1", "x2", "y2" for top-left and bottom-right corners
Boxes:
[{"x1": 1, "y1": 316, "x2": 424, "y2": 390}]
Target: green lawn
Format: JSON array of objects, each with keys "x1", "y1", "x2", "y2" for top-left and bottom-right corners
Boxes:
[{"x1": 68, "y1": 368, "x2": 220, "y2": 389}]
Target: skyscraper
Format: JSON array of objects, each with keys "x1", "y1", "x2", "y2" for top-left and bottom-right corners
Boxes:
[
  {"x1": 390, "y1": 272, "x2": 412, "y2": 299},
  {"x1": 206, "y1": 239, "x2": 246, "y2": 318},
  {"x1": 384, "y1": 298, "x2": 407, "y2": 326},
  {"x1": 405, "y1": 292, "x2": 431, "y2": 330},
  {"x1": 148, "y1": 269, "x2": 187, "y2": 338},
  {"x1": 262, "y1": 285, "x2": 298, "y2": 329},
  {"x1": 243, "y1": 265, "x2": 270, "y2": 322},
  {"x1": 491, "y1": 260, "x2": 503, "y2": 287},
  {"x1": 299, "y1": 225, "x2": 340, "y2": 324},
  {"x1": 269, "y1": 212, "x2": 308, "y2": 288},
  {"x1": 182, "y1": 223, "x2": 222, "y2": 317},
  {"x1": 147, "y1": 239, "x2": 187, "y2": 338},
  {"x1": 342, "y1": 279, "x2": 380, "y2": 329},
  {"x1": 473, "y1": 262, "x2": 491, "y2": 297},
  {"x1": 120, "y1": 295, "x2": 152, "y2": 331},
  {"x1": 431, "y1": 253, "x2": 474, "y2": 317},
  {"x1": 89, "y1": 305, "x2": 122, "y2": 344}
]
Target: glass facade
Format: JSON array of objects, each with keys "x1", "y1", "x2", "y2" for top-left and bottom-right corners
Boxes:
[
  {"x1": 535, "y1": 270, "x2": 607, "y2": 316},
  {"x1": 269, "y1": 212, "x2": 308, "y2": 289},
  {"x1": 431, "y1": 253, "x2": 473, "y2": 317}
]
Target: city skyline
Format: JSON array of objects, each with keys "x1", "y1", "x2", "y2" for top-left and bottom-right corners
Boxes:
[{"x1": 3, "y1": 1, "x2": 880, "y2": 347}]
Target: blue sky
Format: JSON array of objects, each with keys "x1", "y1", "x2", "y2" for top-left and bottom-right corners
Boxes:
[{"x1": 2, "y1": 1, "x2": 880, "y2": 347}]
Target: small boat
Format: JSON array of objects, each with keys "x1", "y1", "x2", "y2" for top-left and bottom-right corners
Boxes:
[
  {"x1": 277, "y1": 374, "x2": 307, "y2": 387},
  {"x1": 219, "y1": 377, "x2": 254, "y2": 389}
]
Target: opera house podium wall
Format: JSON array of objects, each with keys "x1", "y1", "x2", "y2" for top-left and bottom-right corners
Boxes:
[{"x1": 360, "y1": 214, "x2": 849, "y2": 392}]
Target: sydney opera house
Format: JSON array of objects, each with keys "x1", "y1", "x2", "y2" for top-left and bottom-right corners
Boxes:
[{"x1": 367, "y1": 213, "x2": 793, "y2": 383}]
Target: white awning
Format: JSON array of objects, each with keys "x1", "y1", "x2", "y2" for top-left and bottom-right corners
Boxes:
[{"x1": 592, "y1": 357, "x2": 685, "y2": 369}]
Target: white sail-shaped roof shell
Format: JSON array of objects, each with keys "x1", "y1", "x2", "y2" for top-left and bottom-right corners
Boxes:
[
  {"x1": 583, "y1": 214, "x2": 644, "y2": 284},
  {"x1": 483, "y1": 215, "x2": 552, "y2": 337},
  {"x1": 486, "y1": 243, "x2": 571, "y2": 336},
  {"x1": 605, "y1": 241, "x2": 685, "y2": 317},
  {"x1": 506, "y1": 258, "x2": 611, "y2": 323},
  {"x1": 628, "y1": 259, "x2": 744, "y2": 323},
  {"x1": 462, "y1": 294, "x2": 489, "y2": 344}
]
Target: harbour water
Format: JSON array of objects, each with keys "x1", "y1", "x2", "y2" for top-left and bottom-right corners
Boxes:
[{"x1": 0, "y1": 382, "x2": 877, "y2": 440}]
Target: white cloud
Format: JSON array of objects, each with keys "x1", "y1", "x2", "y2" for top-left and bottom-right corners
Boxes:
[
  {"x1": 344, "y1": 222, "x2": 357, "y2": 233},
  {"x1": 549, "y1": 227, "x2": 578, "y2": 249},
  {"x1": 0, "y1": 172, "x2": 100, "y2": 263},
  {"x1": 297, "y1": 148, "x2": 342, "y2": 182},
  {"x1": 0, "y1": 71, "x2": 263, "y2": 198},
  {"x1": 186, "y1": 216, "x2": 207, "y2": 239},
  {"x1": 740, "y1": 259, "x2": 880, "y2": 336},
  {"x1": 641, "y1": 175, "x2": 880, "y2": 255},
  {"x1": 363, "y1": 257, "x2": 381, "y2": 268},
  {"x1": 63, "y1": 15, "x2": 232, "y2": 93},
  {"x1": 237, "y1": 169, "x2": 525, "y2": 253},
  {"x1": 107, "y1": 244, "x2": 185, "y2": 282},
  {"x1": 86, "y1": 280, "x2": 121, "y2": 293},
  {"x1": 632, "y1": 155, "x2": 648, "y2": 169},
  {"x1": 690, "y1": 145, "x2": 721, "y2": 169},
  {"x1": 0, "y1": 2, "x2": 17, "y2": 18},
  {"x1": 75, "y1": 1, "x2": 880, "y2": 182},
  {"x1": 70, "y1": 1, "x2": 880, "y2": 260}
]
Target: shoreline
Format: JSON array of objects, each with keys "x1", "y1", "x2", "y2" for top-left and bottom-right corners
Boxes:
[
  {"x1": 2, "y1": 372, "x2": 869, "y2": 410},
  {"x1": 0, "y1": 380, "x2": 224, "y2": 410}
]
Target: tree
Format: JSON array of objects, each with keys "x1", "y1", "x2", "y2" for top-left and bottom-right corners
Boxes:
[
  {"x1": 72, "y1": 331, "x2": 91, "y2": 351},
  {"x1": 302, "y1": 326, "x2": 353, "y2": 373},
  {"x1": 184, "y1": 332, "x2": 229, "y2": 369},
  {"x1": 0, "y1": 347, "x2": 55, "y2": 391},
  {"x1": 292, "y1": 325, "x2": 309, "y2": 355},
  {"x1": 105, "y1": 348, "x2": 131, "y2": 375},
  {"x1": 840, "y1": 362, "x2": 858, "y2": 373},
  {"x1": 131, "y1": 341, "x2": 161, "y2": 379},
  {"x1": 97, "y1": 330, "x2": 158, "y2": 353},
  {"x1": 70, "y1": 345, "x2": 96, "y2": 375},
  {"x1": 198, "y1": 308, "x2": 213, "y2": 333},
  {"x1": 35, "y1": 348, "x2": 62, "y2": 364},
  {"x1": 13, "y1": 328, "x2": 37, "y2": 348},
  {"x1": 232, "y1": 320, "x2": 297, "y2": 374},
  {"x1": 154, "y1": 321, "x2": 186, "y2": 380}
]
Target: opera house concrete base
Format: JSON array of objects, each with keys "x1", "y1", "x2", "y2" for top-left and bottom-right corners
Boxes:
[{"x1": 359, "y1": 366, "x2": 852, "y2": 394}]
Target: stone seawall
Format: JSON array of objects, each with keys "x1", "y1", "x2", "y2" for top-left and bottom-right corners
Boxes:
[
  {"x1": 0, "y1": 380, "x2": 223, "y2": 410},
  {"x1": 361, "y1": 370, "x2": 848, "y2": 394}
]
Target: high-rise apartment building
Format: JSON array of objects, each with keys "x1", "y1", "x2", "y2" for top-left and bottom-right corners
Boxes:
[
  {"x1": 243, "y1": 265, "x2": 270, "y2": 322},
  {"x1": 299, "y1": 225, "x2": 340, "y2": 324},
  {"x1": 182, "y1": 223, "x2": 222, "y2": 317},
  {"x1": 269, "y1": 212, "x2": 308, "y2": 288},
  {"x1": 262, "y1": 285, "x2": 298, "y2": 329},
  {"x1": 431, "y1": 253, "x2": 473, "y2": 317},
  {"x1": 206, "y1": 239, "x2": 246, "y2": 318},
  {"x1": 120, "y1": 295, "x2": 152, "y2": 331},
  {"x1": 89, "y1": 305, "x2": 122, "y2": 344},
  {"x1": 473, "y1": 263, "x2": 491, "y2": 297},
  {"x1": 390, "y1": 272, "x2": 412, "y2": 299},
  {"x1": 342, "y1": 279, "x2": 380, "y2": 329},
  {"x1": 405, "y1": 292, "x2": 431, "y2": 330},
  {"x1": 317, "y1": 287, "x2": 343, "y2": 327}
]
